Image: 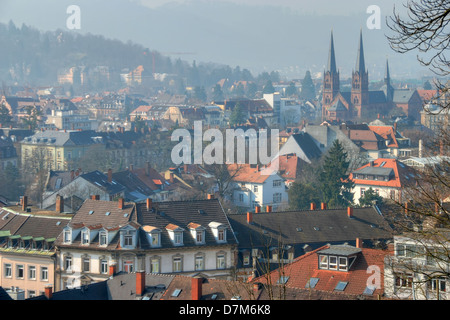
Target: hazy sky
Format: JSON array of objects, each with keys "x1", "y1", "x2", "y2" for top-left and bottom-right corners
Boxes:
[{"x1": 0, "y1": 0, "x2": 428, "y2": 79}]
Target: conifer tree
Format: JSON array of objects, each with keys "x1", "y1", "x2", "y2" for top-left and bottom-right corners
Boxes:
[{"x1": 318, "y1": 140, "x2": 354, "y2": 208}]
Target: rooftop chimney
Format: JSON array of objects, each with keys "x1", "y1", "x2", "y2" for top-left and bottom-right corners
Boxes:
[
  {"x1": 146, "y1": 198, "x2": 152, "y2": 211},
  {"x1": 56, "y1": 195, "x2": 64, "y2": 213},
  {"x1": 356, "y1": 238, "x2": 363, "y2": 248},
  {"x1": 347, "y1": 207, "x2": 354, "y2": 218},
  {"x1": 247, "y1": 212, "x2": 253, "y2": 224},
  {"x1": 109, "y1": 264, "x2": 117, "y2": 276},
  {"x1": 207, "y1": 194, "x2": 214, "y2": 200},
  {"x1": 169, "y1": 173, "x2": 174, "y2": 183},
  {"x1": 108, "y1": 168, "x2": 112, "y2": 183},
  {"x1": 136, "y1": 271, "x2": 146, "y2": 296},
  {"x1": 321, "y1": 202, "x2": 327, "y2": 210},
  {"x1": 118, "y1": 198, "x2": 124, "y2": 210},
  {"x1": 266, "y1": 205, "x2": 272, "y2": 213},
  {"x1": 70, "y1": 170, "x2": 74, "y2": 181},
  {"x1": 129, "y1": 164, "x2": 134, "y2": 171},
  {"x1": 146, "y1": 161, "x2": 151, "y2": 176},
  {"x1": 310, "y1": 202, "x2": 316, "y2": 211},
  {"x1": 91, "y1": 195, "x2": 100, "y2": 200},
  {"x1": 44, "y1": 285, "x2": 53, "y2": 300},
  {"x1": 191, "y1": 277, "x2": 203, "y2": 300},
  {"x1": 255, "y1": 206, "x2": 261, "y2": 213},
  {"x1": 22, "y1": 196, "x2": 28, "y2": 211}
]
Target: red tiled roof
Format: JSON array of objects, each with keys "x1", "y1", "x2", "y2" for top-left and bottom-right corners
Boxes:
[
  {"x1": 227, "y1": 164, "x2": 271, "y2": 184},
  {"x1": 368, "y1": 125, "x2": 399, "y2": 148},
  {"x1": 255, "y1": 245, "x2": 391, "y2": 297},
  {"x1": 350, "y1": 158, "x2": 415, "y2": 188}
]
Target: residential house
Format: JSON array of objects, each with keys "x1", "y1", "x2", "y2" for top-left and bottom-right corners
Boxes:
[
  {"x1": 278, "y1": 132, "x2": 322, "y2": 164},
  {"x1": 227, "y1": 164, "x2": 289, "y2": 211},
  {"x1": 223, "y1": 98, "x2": 276, "y2": 126},
  {"x1": 0, "y1": 135, "x2": 18, "y2": 169},
  {"x1": 350, "y1": 158, "x2": 417, "y2": 205},
  {"x1": 270, "y1": 153, "x2": 304, "y2": 185},
  {"x1": 369, "y1": 124, "x2": 411, "y2": 158},
  {"x1": 55, "y1": 197, "x2": 238, "y2": 290},
  {"x1": 204, "y1": 105, "x2": 227, "y2": 128},
  {"x1": 41, "y1": 169, "x2": 126, "y2": 210},
  {"x1": 227, "y1": 205, "x2": 393, "y2": 281},
  {"x1": 45, "y1": 108, "x2": 97, "y2": 131},
  {"x1": 384, "y1": 230, "x2": 450, "y2": 300},
  {"x1": 0, "y1": 199, "x2": 71, "y2": 298},
  {"x1": 253, "y1": 241, "x2": 392, "y2": 299},
  {"x1": 129, "y1": 105, "x2": 153, "y2": 121},
  {"x1": 420, "y1": 103, "x2": 449, "y2": 134},
  {"x1": 20, "y1": 130, "x2": 103, "y2": 171},
  {"x1": 263, "y1": 92, "x2": 303, "y2": 127}
]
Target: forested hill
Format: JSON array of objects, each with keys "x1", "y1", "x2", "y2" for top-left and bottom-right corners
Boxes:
[{"x1": 0, "y1": 21, "x2": 257, "y2": 90}]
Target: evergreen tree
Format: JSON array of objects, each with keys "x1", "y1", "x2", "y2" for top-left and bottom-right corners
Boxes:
[
  {"x1": 212, "y1": 84, "x2": 224, "y2": 101},
  {"x1": 285, "y1": 81, "x2": 298, "y2": 97},
  {"x1": 288, "y1": 182, "x2": 322, "y2": 210},
  {"x1": 358, "y1": 187, "x2": 383, "y2": 207},
  {"x1": 300, "y1": 70, "x2": 316, "y2": 100},
  {"x1": 263, "y1": 80, "x2": 275, "y2": 94},
  {"x1": 229, "y1": 103, "x2": 246, "y2": 127},
  {"x1": 318, "y1": 140, "x2": 354, "y2": 208}
]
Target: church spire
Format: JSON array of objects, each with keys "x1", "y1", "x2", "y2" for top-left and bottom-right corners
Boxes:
[
  {"x1": 384, "y1": 58, "x2": 391, "y2": 85},
  {"x1": 327, "y1": 30, "x2": 337, "y2": 73},
  {"x1": 355, "y1": 29, "x2": 366, "y2": 74}
]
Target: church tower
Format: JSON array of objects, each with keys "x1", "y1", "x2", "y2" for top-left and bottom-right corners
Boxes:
[
  {"x1": 383, "y1": 58, "x2": 394, "y2": 102},
  {"x1": 322, "y1": 31, "x2": 340, "y2": 120},
  {"x1": 351, "y1": 30, "x2": 369, "y2": 118}
]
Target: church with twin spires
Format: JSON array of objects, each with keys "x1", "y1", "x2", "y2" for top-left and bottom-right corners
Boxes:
[{"x1": 321, "y1": 30, "x2": 413, "y2": 122}]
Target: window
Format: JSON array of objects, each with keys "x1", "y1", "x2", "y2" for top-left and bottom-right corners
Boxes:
[
  {"x1": 360, "y1": 188, "x2": 366, "y2": 197},
  {"x1": 217, "y1": 254, "x2": 226, "y2": 269},
  {"x1": 151, "y1": 258, "x2": 160, "y2": 273},
  {"x1": 273, "y1": 193, "x2": 282, "y2": 203},
  {"x1": 173, "y1": 257, "x2": 183, "y2": 272},
  {"x1": 239, "y1": 193, "x2": 244, "y2": 202},
  {"x1": 17, "y1": 265, "x2": 24, "y2": 279},
  {"x1": 65, "y1": 256, "x2": 72, "y2": 271},
  {"x1": 218, "y1": 229, "x2": 226, "y2": 242},
  {"x1": 4, "y1": 264, "x2": 12, "y2": 278},
  {"x1": 195, "y1": 256, "x2": 204, "y2": 271},
  {"x1": 123, "y1": 260, "x2": 134, "y2": 273},
  {"x1": 339, "y1": 257, "x2": 348, "y2": 271},
  {"x1": 253, "y1": 185, "x2": 258, "y2": 192},
  {"x1": 196, "y1": 231, "x2": 204, "y2": 243},
  {"x1": 319, "y1": 255, "x2": 328, "y2": 269},
  {"x1": 41, "y1": 267, "x2": 48, "y2": 281},
  {"x1": 277, "y1": 276, "x2": 289, "y2": 284},
  {"x1": 395, "y1": 273, "x2": 413, "y2": 288},
  {"x1": 82, "y1": 230, "x2": 89, "y2": 245},
  {"x1": 124, "y1": 233, "x2": 133, "y2": 246},
  {"x1": 305, "y1": 277, "x2": 319, "y2": 288},
  {"x1": 174, "y1": 232, "x2": 183, "y2": 245},
  {"x1": 83, "y1": 258, "x2": 90, "y2": 272},
  {"x1": 28, "y1": 290, "x2": 36, "y2": 298},
  {"x1": 100, "y1": 260, "x2": 108, "y2": 274},
  {"x1": 430, "y1": 277, "x2": 447, "y2": 293},
  {"x1": 99, "y1": 231, "x2": 107, "y2": 246},
  {"x1": 273, "y1": 180, "x2": 282, "y2": 187},
  {"x1": 29, "y1": 266, "x2": 36, "y2": 280},
  {"x1": 335, "y1": 281, "x2": 348, "y2": 291},
  {"x1": 329, "y1": 256, "x2": 337, "y2": 270},
  {"x1": 150, "y1": 232, "x2": 160, "y2": 247},
  {"x1": 243, "y1": 254, "x2": 250, "y2": 266}
]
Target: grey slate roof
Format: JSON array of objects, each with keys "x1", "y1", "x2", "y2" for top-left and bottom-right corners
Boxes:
[
  {"x1": 136, "y1": 199, "x2": 238, "y2": 249},
  {"x1": 291, "y1": 132, "x2": 322, "y2": 160},
  {"x1": 80, "y1": 170, "x2": 126, "y2": 195},
  {"x1": 393, "y1": 89, "x2": 416, "y2": 104},
  {"x1": 228, "y1": 207, "x2": 393, "y2": 253},
  {"x1": 21, "y1": 130, "x2": 99, "y2": 147}
]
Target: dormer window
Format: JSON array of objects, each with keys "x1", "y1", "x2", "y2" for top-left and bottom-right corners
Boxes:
[
  {"x1": 99, "y1": 231, "x2": 107, "y2": 246},
  {"x1": 143, "y1": 226, "x2": 161, "y2": 248},
  {"x1": 166, "y1": 224, "x2": 184, "y2": 246},
  {"x1": 120, "y1": 226, "x2": 137, "y2": 249},
  {"x1": 318, "y1": 245, "x2": 360, "y2": 271},
  {"x1": 188, "y1": 223, "x2": 206, "y2": 245},
  {"x1": 81, "y1": 229, "x2": 90, "y2": 245},
  {"x1": 209, "y1": 222, "x2": 227, "y2": 243}
]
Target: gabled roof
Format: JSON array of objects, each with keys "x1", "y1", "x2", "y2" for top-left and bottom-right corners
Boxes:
[
  {"x1": 227, "y1": 164, "x2": 274, "y2": 184},
  {"x1": 79, "y1": 171, "x2": 126, "y2": 195},
  {"x1": 285, "y1": 132, "x2": 323, "y2": 161},
  {"x1": 253, "y1": 244, "x2": 391, "y2": 297},
  {"x1": 368, "y1": 125, "x2": 400, "y2": 148},
  {"x1": 228, "y1": 206, "x2": 393, "y2": 250},
  {"x1": 350, "y1": 158, "x2": 417, "y2": 188},
  {"x1": 136, "y1": 199, "x2": 237, "y2": 249}
]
